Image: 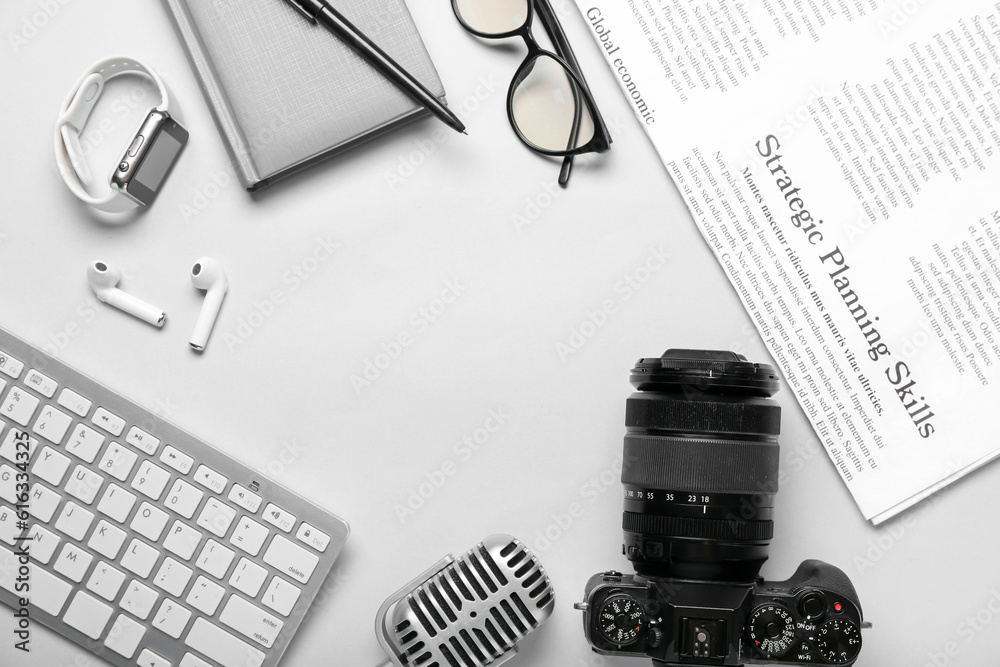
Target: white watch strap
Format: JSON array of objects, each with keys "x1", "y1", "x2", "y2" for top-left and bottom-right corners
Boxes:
[{"x1": 54, "y1": 57, "x2": 170, "y2": 212}]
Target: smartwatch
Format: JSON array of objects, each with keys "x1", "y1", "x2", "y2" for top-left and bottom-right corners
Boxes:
[{"x1": 55, "y1": 57, "x2": 189, "y2": 212}]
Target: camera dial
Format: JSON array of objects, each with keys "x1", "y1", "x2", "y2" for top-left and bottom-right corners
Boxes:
[
  {"x1": 747, "y1": 604, "x2": 796, "y2": 658},
  {"x1": 598, "y1": 594, "x2": 647, "y2": 646},
  {"x1": 816, "y1": 618, "x2": 862, "y2": 664}
]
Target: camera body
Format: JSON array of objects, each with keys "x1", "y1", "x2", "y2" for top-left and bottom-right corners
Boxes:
[
  {"x1": 577, "y1": 350, "x2": 865, "y2": 667},
  {"x1": 578, "y1": 560, "x2": 863, "y2": 665}
]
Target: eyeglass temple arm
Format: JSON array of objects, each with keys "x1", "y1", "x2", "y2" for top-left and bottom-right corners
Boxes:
[{"x1": 533, "y1": 0, "x2": 610, "y2": 186}]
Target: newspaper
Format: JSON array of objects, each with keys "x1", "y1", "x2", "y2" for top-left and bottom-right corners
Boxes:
[{"x1": 574, "y1": 0, "x2": 1000, "y2": 523}]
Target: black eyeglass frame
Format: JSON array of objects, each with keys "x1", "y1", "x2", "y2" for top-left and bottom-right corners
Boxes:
[{"x1": 451, "y1": 0, "x2": 611, "y2": 158}]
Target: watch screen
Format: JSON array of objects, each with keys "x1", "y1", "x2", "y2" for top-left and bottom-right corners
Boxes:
[{"x1": 133, "y1": 130, "x2": 184, "y2": 193}]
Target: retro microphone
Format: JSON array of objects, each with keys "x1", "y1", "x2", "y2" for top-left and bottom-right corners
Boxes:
[{"x1": 374, "y1": 534, "x2": 555, "y2": 667}]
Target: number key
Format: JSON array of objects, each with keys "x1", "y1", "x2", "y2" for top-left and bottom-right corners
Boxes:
[
  {"x1": 67, "y1": 424, "x2": 106, "y2": 464},
  {"x1": 165, "y1": 479, "x2": 204, "y2": 519},
  {"x1": 97, "y1": 443, "x2": 138, "y2": 482},
  {"x1": 131, "y1": 461, "x2": 171, "y2": 501},
  {"x1": 32, "y1": 406, "x2": 72, "y2": 444},
  {"x1": 1, "y1": 387, "x2": 39, "y2": 427}
]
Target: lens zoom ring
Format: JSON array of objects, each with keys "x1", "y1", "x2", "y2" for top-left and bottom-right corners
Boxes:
[
  {"x1": 622, "y1": 435, "x2": 779, "y2": 494},
  {"x1": 625, "y1": 398, "x2": 781, "y2": 436},
  {"x1": 623, "y1": 512, "x2": 774, "y2": 541}
]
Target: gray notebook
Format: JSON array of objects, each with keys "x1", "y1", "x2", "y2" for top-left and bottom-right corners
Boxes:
[{"x1": 161, "y1": 0, "x2": 446, "y2": 190}]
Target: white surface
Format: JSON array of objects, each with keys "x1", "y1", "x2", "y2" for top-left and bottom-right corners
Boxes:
[{"x1": 0, "y1": 1, "x2": 997, "y2": 666}]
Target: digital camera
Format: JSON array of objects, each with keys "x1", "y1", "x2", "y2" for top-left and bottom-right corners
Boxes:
[{"x1": 576, "y1": 350, "x2": 865, "y2": 666}]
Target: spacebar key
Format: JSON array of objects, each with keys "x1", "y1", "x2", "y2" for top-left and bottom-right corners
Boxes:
[{"x1": 185, "y1": 618, "x2": 266, "y2": 667}]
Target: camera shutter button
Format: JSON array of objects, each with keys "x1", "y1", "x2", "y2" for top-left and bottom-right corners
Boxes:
[{"x1": 799, "y1": 593, "x2": 827, "y2": 619}]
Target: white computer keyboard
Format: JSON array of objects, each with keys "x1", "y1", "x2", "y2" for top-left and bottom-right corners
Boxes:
[{"x1": 0, "y1": 326, "x2": 349, "y2": 667}]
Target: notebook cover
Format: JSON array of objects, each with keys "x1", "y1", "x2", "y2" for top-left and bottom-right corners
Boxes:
[{"x1": 161, "y1": 0, "x2": 446, "y2": 191}]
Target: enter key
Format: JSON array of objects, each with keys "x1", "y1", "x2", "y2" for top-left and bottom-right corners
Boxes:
[{"x1": 219, "y1": 594, "x2": 284, "y2": 648}]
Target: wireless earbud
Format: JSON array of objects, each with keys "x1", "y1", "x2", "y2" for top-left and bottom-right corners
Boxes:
[
  {"x1": 189, "y1": 257, "x2": 227, "y2": 351},
  {"x1": 87, "y1": 261, "x2": 166, "y2": 327}
]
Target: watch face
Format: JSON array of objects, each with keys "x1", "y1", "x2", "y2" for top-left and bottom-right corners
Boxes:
[{"x1": 112, "y1": 111, "x2": 189, "y2": 206}]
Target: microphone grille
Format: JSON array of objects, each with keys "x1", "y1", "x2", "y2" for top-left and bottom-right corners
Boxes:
[{"x1": 389, "y1": 534, "x2": 554, "y2": 667}]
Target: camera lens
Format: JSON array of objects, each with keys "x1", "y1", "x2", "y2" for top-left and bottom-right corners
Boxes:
[{"x1": 621, "y1": 350, "x2": 781, "y2": 582}]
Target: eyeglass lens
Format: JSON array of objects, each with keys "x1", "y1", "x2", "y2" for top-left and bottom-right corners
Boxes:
[
  {"x1": 454, "y1": 0, "x2": 529, "y2": 35},
  {"x1": 511, "y1": 54, "x2": 595, "y2": 153}
]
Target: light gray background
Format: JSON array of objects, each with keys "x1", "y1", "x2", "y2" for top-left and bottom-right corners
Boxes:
[{"x1": 0, "y1": 1, "x2": 995, "y2": 666}]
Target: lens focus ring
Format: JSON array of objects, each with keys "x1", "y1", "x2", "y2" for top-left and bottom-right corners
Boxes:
[
  {"x1": 625, "y1": 395, "x2": 781, "y2": 436},
  {"x1": 622, "y1": 435, "x2": 780, "y2": 494},
  {"x1": 623, "y1": 512, "x2": 774, "y2": 542}
]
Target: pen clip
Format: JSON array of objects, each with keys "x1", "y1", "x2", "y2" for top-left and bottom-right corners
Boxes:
[{"x1": 281, "y1": 0, "x2": 319, "y2": 23}]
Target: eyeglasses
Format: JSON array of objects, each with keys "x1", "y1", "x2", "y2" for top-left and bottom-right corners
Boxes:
[{"x1": 452, "y1": 0, "x2": 611, "y2": 187}]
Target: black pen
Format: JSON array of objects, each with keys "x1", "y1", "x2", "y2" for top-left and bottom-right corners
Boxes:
[{"x1": 282, "y1": 0, "x2": 467, "y2": 135}]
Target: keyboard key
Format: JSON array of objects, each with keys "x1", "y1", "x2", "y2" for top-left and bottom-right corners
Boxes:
[
  {"x1": 32, "y1": 405, "x2": 72, "y2": 444},
  {"x1": 131, "y1": 502, "x2": 170, "y2": 541},
  {"x1": 28, "y1": 483, "x2": 61, "y2": 522},
  {"x1": 229, "y1": 558, "x2": 268, "y2": 598},
  {"x1": 194, "y1": 464, "x2": 228, "y2": 494},
  {"x1": 180, "y1": 652, "x2": 215, "y2": 667},
  {"x1": 262, "y1": 575, "x2": 301, "y2": 616},
  {"x1": 137, "y1": 648, "x2": 172, "y2": 667},
  {"x1": 220, "y1": 594, "x2": 284, "y2": 648},
  {"x1": 66, "y1": 424, "x2": 105, "y2": 463},
  {"x1": 0, "y1": 465, "x2": 20, "y2": 503},
  {"x1": 121, "y1": 538, "x2": 160, "y2": 578},
  {"x1": 185, "y1": 617, "x2": 266, "y2": 667},
  {"x1": 0, "y1": 350, "x2": 24, "y2": 378},
  {"x1": 88, "y1": 520, "x2": 127, "y2": 560},
  {"x1": 53, "y1": 542, "x2": 94, "y2": 582},
  {"x1": 97, "y1": 484, "x2": 137, "y2": 523},
  {"x1": 54, "y1": 501, "x2": 95, "y2": 541},
  {"x1": 66, "y1": 465, "x2": 104, "y2": 505},
  {"x1": 263, "y1": 535, "x2": 318, "y2": 584},
  {"x1": 165, "y1": 478, "x2": 204, "y2": 520},
  {"x1": 86, "y1": 561, "x2": 127, "y2": 601},
  {"x1": 63, "y1": 591, "x2": 114, "y2": 639},
  {"x1": 24, "y1": 369, "x2": 57, "y2": 397},
  {"x1": 0, "y1": 547, "x2": 72, "y2": 615},
  {"x1": 228, "y1": 484, "x2": 262, "y2": 513},
  {"x1": 0, "y1": 428, "x2": 37, "y2": 463},
  {"x1": 126, "y1": 426, "x2": 160, "y2": 455},
  {"x1": 230, "y1": 516, "x2": 268, "y2": 556},
  {"x1": 32, "y1": 446, "x2": 71, "y2": 486},
  {"x1": 104, "y1": 613, "x2": 146, "y2": 658},
  {"x1": 0, "y1": 505, "x2": 20, "y2": 545},
  {"x1": 91, "y1": 407, "x2": 126, "y2": 436},
  {"x1": 196, "y1": 539, "x2": 235, "y2": 579},
  {"x1": 120, "y1": 580, "x2": 159, "y2": 620},
  {"x1": 1, "y1": 387, "x2": 39, "y2": 426},
  {"x1": 96, "y1": 442, "x2": 138, "y2": 482},
  {"x1": 131, "y1": 460, "x2": 171, "y2": 500},
  {"x1": 153, "y1": 598, "x2": 193, "y2": 639},
  {"x1": 154, "y1": 557, "x2": 193, "y2": 597},
  {"x1": 187, "y1": 575, "x2": 226, "y2": 615},
  {"x1": 262, "y1": 503, "x2": 295, "y2": 532},
  {"x1": 164, "y1": 521, "x2": 203, "y2": 561},
  {"x1": 21, "y1": 369, "x2": 54, "y2": 398},
  {"x1": 57, "y1": 387, "x2": 92, "y2": 417},
  {"x1": 161, "y1": 445, "x2": 194, "y2": 474},
  {"x1": 27, "y1": 524, "x2": 60, "y2": 564},
  {"x1": 296, "y1": 522, "x2": 331, "y2": 552},
  {"x1": 197, "y1": 497, "x2": 236, "y2": 537}
]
